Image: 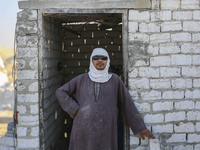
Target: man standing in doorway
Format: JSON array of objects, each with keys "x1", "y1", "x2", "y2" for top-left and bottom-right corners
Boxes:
[{"x1": 56, "y1": 48, "x2": 155, "y2": 150}]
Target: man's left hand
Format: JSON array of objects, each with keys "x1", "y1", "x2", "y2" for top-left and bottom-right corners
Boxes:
[{"x1": 140, "y1": 129, "x2": 155, "y2": 140}]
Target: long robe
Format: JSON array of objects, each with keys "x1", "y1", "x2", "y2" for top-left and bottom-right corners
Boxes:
[{"x1": 56, "y1": 73, "x2": 146, "y2": 150}]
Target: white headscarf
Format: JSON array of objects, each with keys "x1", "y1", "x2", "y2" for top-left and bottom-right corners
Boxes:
[{"x1": 88, "y1": 48, "x2": 112, "y2": 83}]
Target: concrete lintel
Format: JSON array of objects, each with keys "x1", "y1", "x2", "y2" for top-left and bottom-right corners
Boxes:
[{"x1": 18, "y1": 0, "x2": 151, "y2": 9}]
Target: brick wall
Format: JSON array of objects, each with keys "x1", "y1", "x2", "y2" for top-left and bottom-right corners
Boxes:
[{"x1": 128, "y1": 0, "x2": 200, "y2": 149}]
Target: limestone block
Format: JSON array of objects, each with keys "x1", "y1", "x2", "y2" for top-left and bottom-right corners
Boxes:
[
  {"x1": 129, "y1": 10, "x2": 150, "y2": 21},
  {"x1": 181, "y1": 0, "x2": 199, "y2": 9},
  {"x1": 171, "y1": 55, "x2": 192, "y2": 65},
  {"x1": 173, "y1": 11, "x2": 192, "y2": 20},
  {"x1": 17, "y1": 93, "x2": 38, "y2": 103},
  {"x1": 17, "y1": 105, "x2": 27, "y2": 114},
  {"x1": 193, "y1": 79, "x2": 200, "y2": 87},
  {"x1": 30, "y1": 126, "x2": 39, "y2": 137},
  {"x1": 166, "y1": 134, "x2": 186, "y2": 143},
  {"x1": 17, "y1": 36, "x2": 26, "y2": 47},
  {"x1": 17, "y1": 70, "x2": 38, "y2": 79},
  {"x1": 185, "y1": 90, "x2": 200, "y2": 99},
  {"x1": 141, "y1": 137, "x2": 149, "y2": 145},
  {"x1": 193, "y1": 55, "x2": 200, "y2": 65},
  {"x1": 130, "y1": 136, "x2": 139, "y2": 145},
  {"x1": 129, "y1": 90, "x2": 138, "y2": 99},
  {"x1": 17, "y1": 48, "x2": 38, "y2": 58},
  {"x1": 150, "y1": 79, "x2": 171, "y2": 89},
  {"x1": 196, "y1": 122, "x2": 200, "y2": 131},
  {"x1": 161, "y1": 21, "x2": 182, "y2": 32},
  {"x1": 150, "y1": 33, "x2": 170, "y2": 43},
  {"x1": 160, "y1": 67, "x2": 180, "y2": 77},
  {"x1": 193, "y1": 11, "x2": 200, "y2": 20},
  {"x1": 160, "y1": 43, "x2": 180, "y2": 54},
  {"x1": 149, "y1": 139, "x2": 160, "y2": 150},
  {"x1": 17, "y1": 21, "x2": 37, "y2": 34},
  {"x1": 183, "y1": 21, "x2": 200, "y2": 32},
  {"x1": 195, "y1": 144, "x2": 200, "y2": 150},
  {"x1": 133, "y1": 60, "x2": 149, "y2": 67},
  {"x1": 181, "y1": 43, "x2": 200, "y2": 53},
  {"x1": 16, "y1": 81, "x2": 25, "y2": 91},
  {"x1": 134, "y1": 102, "x2": 150, "y2": 112},
  {"x1": 150, "y1": 56, "x2": 171, "y2": 66},
  {"x1": 29, "y1": 82, "x2": 38, "y2": 92},
  {"x1": 139, "y1": 23, "x2": 160, "y2": 33},
  {"x1": 187, "y1": 111, "x2": 200, "y2": 121},
  {"x1": 30, "y1": 104, "x2": 39, "y2": 115},
  {"x1": 129, "y1": 68, "x2": 138, "y2": 78},
  {"x1": 165, "y1": 112, "x2": 185, "y2": 122},
  {"x1": 17, "y1": 138, "x2": 39, "y2": 148},
  {"x1": 153, "y1": 101, "x2": 173, "y2": 111},
  {"x1": 144, "y1": 114, "x2": 164, "y2": 123},
  {"x1": 29, "y1": 58, "x2": 38, "y2": 69},
  {"x1": 151, "y1": 11, "x2": 171, "y2": 21},
  {"x1": 172, "y1": 78, "x2": 192, "y2": 88},
  {"x1": 192, "y1": 33, "x2": 200, "y2": 42},
  {"x1": 175, "y1": 101, "x2": 195, "y2": 110},
  {"x1": 129, "y1": 78, "x2": 150, "y2": 89},
  {"x1": 163, "y1": 91, "x2": 184, "y2": 99},
  {"x1": 17, "y1": 126, "x2": 27, "y2": 137},
  {"x1": 174, "y1": 122, "x2": 195, "y2": 133},
  {"x1": 188, "y1": 134, "x2": 200, "y2": 143},
  {"x1": 152, "y1": 0, "x2": 160, "y2": 10},
  {"x1": 27, "y1": 36, "x2": 38, "y2": 47},
  {"x1": 161, "y1": 0, "x2": 180, "y2": 10},
  {"x1": 129, "y1": 21, "x2": 138, "y2": 33},
  {"x1": 147, "y1": 45, "x2": 159, "y2": 56},
  {"x1": 129, "y1": 33, "x2": 149, "y2": 42},
  {"x1": 173, "y1": 145, "x2": 193, "y2": 150},
  {"x1": 171, "y1": 33, "x2": 191, "y2": 42},
  {"x1": 182, "y1": 67, "x2": 200, "y2": 77},
  {"x1": 28, "y1": 10, "x2": 37, "y2": 20},
  {"x1": 153, "y1": 124, "x2": 173, "y2": 133},
  {"x1": 139, "y1": 67, "x2": 159, "y2": 78},
  {"x1": 141, "y1": 90, "x2": 161, "y2": 100},
  {"x1": 16, "y1": 59, "x2": 26, "y2": 70}
]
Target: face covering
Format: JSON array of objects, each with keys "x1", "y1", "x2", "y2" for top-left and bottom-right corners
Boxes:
[{"x1": 88, "y1": 48, "x2": 112, "y2": 83}]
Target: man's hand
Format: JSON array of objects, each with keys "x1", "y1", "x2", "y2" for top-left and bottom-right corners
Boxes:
[
  {"x1": 140, "y1": 129, "x2": 155, "y2": 140},
  {"x1": 70, "y1": 109, "x2": 79, "y2": 119}
]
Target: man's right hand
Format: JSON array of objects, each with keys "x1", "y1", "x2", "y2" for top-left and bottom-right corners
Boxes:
[{"x1": 70, "y1": 109, "x2": 79, "y2": 118}]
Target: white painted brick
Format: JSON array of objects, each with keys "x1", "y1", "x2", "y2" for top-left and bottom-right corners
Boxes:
[
  {"x1": 17, "y1": 93, "x2": 38, "y2": 103},
  {"x1": 193, "y1": 79, "x2": 200, "y2": 87},
  {"x1": 130, "y1": 136, "x2": 139, "y2": 145},
  {"x1": 161, "y1": 21, "x2": 182, "y2": 32},
  {"x1": 133, "y1": 60, "x2": 149, "y2": 67},
  {"x1": 153, "y1": 101, "x2": 173, "y2": 111},
  {"x1": 149, "y1": 139, "x2": 160, "y2": 150},
  {"x1": 171, "y1": 33, "x2": 191, "y2": 42},
  {"x1": 30, "y1": 104, "x2": 39, "y2": 114},
  {"x1": 181, "y1": 0, "x2": 199, "y2": 9},
  {"x1": 17, "y1": 70, "x2": 38, "y2": 79},
  {"x1": 185, "y1": 90, "x2": 200, "y2": 99},
  {"x1": 163, "y1": 91, "x2": 184, "y2": 99},
  {"x1": 196, "y1": 101, "x2": 200, "y2": 109},
  {"x1": 174, "y1": 122, "x2": 195, "y2": 133},
  {"x1": 175, "y1": 101, "x2": 195, "y2": 110},
  {"x1": 28, "y1": 10, "x2": 37, "y2": 20},
  {"x1": 147, "y1": 45, "x2": 159, "y2": 56},
  {"x1": 172, "y1": 79, "x2": 192, "y2": 88},
  {"x1": 30, "y1": 126, "x2": 39, "y2": 137},
  {"x1": 129, "y1": 10, "x2": 150, "y2": 21},
  {"x1": 17, "y1": 59, "x2": 26, "y2": 69},
  {"x1": 195, "y1": 144, "x2": 200, "y2": 150},
  {"x1": 150, "y1": 56, "x2": 171, "y2": 66},
  {"x1": 173, "y1": 145, "x2": 194, "y2": 150},
  {"x1": 17, "y1": 36, "x2": 26, "y2": 46},
  {"x1": 151, "y1": 11, "x2": 171, "y2": 21},
  {"x1": 193, "y1": 55, "x2": 200, "y2": 65},
  {"x1": 160, "y1": 43, "x2": 180, "y2": 54},
  {"x1": 17, "y1": 48, "x2": 38, "y2": 58},
  {"x1": 171, "y1": 55, "x2": 192, "y2": 65},
  {"x1": 187, "y1": 111, "x2": 200, "y2": 121},
  {"x1": 134, "y1": 102, "x2": 150, "y2": 112},
  {"x1": 29, "y1": 82, "x2": 38, "y2": 92},
  {"x1": 141, "y1": 137, "x2": 149, "y2": 145},
  {"x1": 17, "y1": 126, "x2": 27, "y2": 137},
  {"x1": 129, "y1": 21, "x2": 138, "y2": 33},
  {"x1": 17, "y1": 105, "x2": 26, "y2": 114},
  {"x1": 18, "y1": 115, "x2": 39, "y2": 123},
  {"x1": 129, "y1": 68, "x2": 138, "y2": 78},
  {"x1": 196, "y1": 122, "x2": 200, "y2": 131},
  {"x1": 141, "y1": 90, "x2": 161, "y2": 100},
  {"x1": 193, "y1": 33, "x2": 200, "y2": 42},
  {"x1": 139, "y1": 23, "x2": 160, "y2": 33},
  {"x1": 139, "y1": 67, "x2": 159, "y2": 78},
  {"x1": 129, "y1": 78, "x2": 149, "y2": 89},
  {"x1": 152, "y1": 124, "x2": 173, "y2": 133},
  {"x1": 160, "y1": 67, "x2": 180, "y2": 77},
  {"x1": 181, "y1": 43, "x2": 200, "y2": 53},
  {"x1": 16, "y1": 81, "x2": 25, "y2": 91},
  {"x1": 188, "y1": 134, "x2": 200, "y2": 143},
  {"x1": 29, "y1": 58, "x2": 38, "y2": 69},
  {"x1": 182, "y1": 67, "x2": 200, "y2": 77},
  {"x1": 150, "y1": 79, "x2": 171, "y2": 89},
  {"x1": 183, "y1": 21, "x2": 200, "y2": 32},
  {"x1": 144, "y1": 114, "x2": 164, "y2": 123},
  {"x1": 161, "y1": 0, "x2": 180, "y2": 10},
  {"x1": 129, "y1": 90, "x2": 138, "y2": 99},
  {"x1": 166, "y1": 134, "x2": 186, "y2": 143},
  {"x1": 129, "y1": 33, "x2": 149, "y2": 42},
  {"x1": 165, "y1": 112, "x2": 185, "y2": 122},
  {"x1": 150, "y1": 33, "x2": 170, "y2": 43},
  {"x1": 17, "y1": 138, "x2": 39, "y2": 148},
  {"x1": 193, "y1": 11, "x2": 200, "y2": 20},
  {"x1": 152, "y1": 0, "x2": 160, "y2": 10},
  {"x1": 173, "y1": 11, "x2": 193, "y2": 20}
]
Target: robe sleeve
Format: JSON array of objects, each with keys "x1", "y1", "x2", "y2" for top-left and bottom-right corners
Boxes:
[
  {"x1": 117, "y1": 77, "x2": 147, "y2": 135},
  {"x1": 56, "y1": 77, "x2": 80, "y2": 116}
]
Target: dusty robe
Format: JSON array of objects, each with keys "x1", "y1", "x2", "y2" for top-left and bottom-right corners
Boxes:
[{"x1": 56, "y1": 73, "x2": 146, "y2": 150}]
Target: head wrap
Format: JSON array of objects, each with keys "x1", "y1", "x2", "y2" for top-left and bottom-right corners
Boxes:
[{"x1": 88, "y1": 48, "x2": 112, "y2": 83}]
